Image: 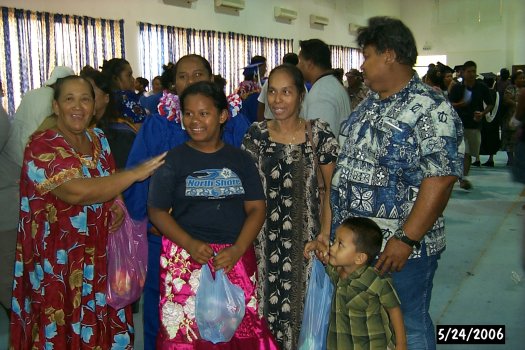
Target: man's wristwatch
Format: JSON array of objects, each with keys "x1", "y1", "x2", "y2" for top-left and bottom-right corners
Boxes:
[{"x1": 394, "y1": 228, "x2": 421, "y2": 249}]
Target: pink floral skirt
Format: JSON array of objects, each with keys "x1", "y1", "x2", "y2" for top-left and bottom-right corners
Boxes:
[{"x1": 157, "y1": 239, "x2": 279, "y2": 350}]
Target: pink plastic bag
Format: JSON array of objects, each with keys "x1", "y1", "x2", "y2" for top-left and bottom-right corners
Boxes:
[{"x1": 106, "y1": 199, "x2": 148, "y2": 309}]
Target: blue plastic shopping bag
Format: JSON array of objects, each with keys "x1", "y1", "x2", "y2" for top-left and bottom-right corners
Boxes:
[
  {"x1": 298, "y1": 258, "x2": 334, "y2": 350},
  {"x1": 195, "y1": 264, "x2": 245, "y2": 343}
]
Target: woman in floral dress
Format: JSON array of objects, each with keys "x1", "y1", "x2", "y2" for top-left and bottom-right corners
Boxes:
[
  {"x1": 9, "y1": 75, "x2": 165, "y2": 349},
  {"x1": 242, "y1": 64, "x2": 339, "y2": 349}
]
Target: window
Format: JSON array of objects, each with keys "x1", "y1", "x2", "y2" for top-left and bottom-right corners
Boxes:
[
  {"x1": 0, "y1": 7, "x2": 125, "y2": 115},
  {"x1": 329, "y1": 44, "x2": 364, "y2": 74},
  {"x1": 138, "y1": 22, "x2": 293, "y2": 95}
]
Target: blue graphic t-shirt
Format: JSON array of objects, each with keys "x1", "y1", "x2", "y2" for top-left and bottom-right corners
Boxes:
[{"x1": 148, "y1": 143, "x2": 264, "y2": 244}]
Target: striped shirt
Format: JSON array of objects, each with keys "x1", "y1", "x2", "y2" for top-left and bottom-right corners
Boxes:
[{"x1": 326, "y1": 265, "x2": 400, "y2": 350}]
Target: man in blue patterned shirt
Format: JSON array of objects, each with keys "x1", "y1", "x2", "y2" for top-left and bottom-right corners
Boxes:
[{"x1": 332, "y1": 17, "x2": 464, "y2": 350}]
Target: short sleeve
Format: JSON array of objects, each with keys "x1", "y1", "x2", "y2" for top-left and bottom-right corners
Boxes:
[
  {"x1": 148, "y1": 151, "x2": 177, "y2": 210},
  {"x1": 238, "y1": 149, "x2": 265, "y2": 201},
  {"x1": 416, "y1": 100, "x2": 464, "y2": 178},
  {"x1": 304, "y1": 94, "x2": 338, "y2": 130},
  {"x1": 241, "y1": 122, "x2": 263, "y2": 161},
  {"x1": 24, "y1": 131, "x2": 83, "y2": 195},
  {"x1": 378, "y1": 277, "x2": 401, "y2": 310},
  {"x1": 313, "y1": 119, "x2": 340, "y2": 165}
]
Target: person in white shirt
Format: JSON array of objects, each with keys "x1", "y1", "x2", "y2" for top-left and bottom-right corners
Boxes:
[
  {"x1": 297, "y1": 39, "x2": 351, "y2": 137},
  {"x1": 2, "y1": 66, "x2": 75, "y2": 167},
  {"x1": 0, "y1": 66, "x2": 74, "y2": 310}
]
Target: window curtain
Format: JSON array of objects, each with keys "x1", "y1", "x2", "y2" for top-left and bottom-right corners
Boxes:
[
  {"x1": 139, "y1": 22, "x2": 293, "y2": 95},
  {"x1": 329, "y1": 44, "x2": 363, "y2": 74},
  {"x1": 0, "y1": 7, "x2": 124, "y2": 115}
]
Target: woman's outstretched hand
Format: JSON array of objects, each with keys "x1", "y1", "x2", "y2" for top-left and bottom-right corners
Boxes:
[{"x1": 131, "y1": 152, "x2": 167, "y2": 182}]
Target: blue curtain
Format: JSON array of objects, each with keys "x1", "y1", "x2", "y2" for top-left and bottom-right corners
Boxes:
[
  {"x1": 0, "y1": 6, "x2": 125, "y2": 115},
  {"x1": 329, "y1": 44, "x2": 363, "y2": 75},
  {"x1": 138, "y1": 22, "x2": 294, "y2": 95}
]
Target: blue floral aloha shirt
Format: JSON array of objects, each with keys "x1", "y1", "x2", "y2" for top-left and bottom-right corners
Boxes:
[{"x1": 332, "y1": 73, "x2": 464, "y2": 258}]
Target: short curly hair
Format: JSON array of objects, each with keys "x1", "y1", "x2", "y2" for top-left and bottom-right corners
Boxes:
[{"x1": 357, "y1": 16, "x2": 418, "y2": 67}]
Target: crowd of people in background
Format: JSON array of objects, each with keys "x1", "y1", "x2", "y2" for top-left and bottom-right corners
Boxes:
[
  {"x1": 0, "y1": 13, "x2": 523, "y2": 350},
  {"x1": 419, "y1": 60, "x2": 525, "y2": 190}
]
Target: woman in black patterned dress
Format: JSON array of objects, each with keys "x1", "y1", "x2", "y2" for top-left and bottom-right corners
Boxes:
[{"x1": 242, "y1": 64, "x2": 339, "y2": 350}]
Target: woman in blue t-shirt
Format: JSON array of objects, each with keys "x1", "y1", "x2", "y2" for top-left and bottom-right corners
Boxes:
[{"x1": 147, "y1": 81, "x2": 277, "y2": 349}]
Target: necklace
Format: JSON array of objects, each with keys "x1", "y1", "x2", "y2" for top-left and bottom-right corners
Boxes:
[
  {"x1": 55, "y1": 127, "x2": 100, "y2": 168},
  {"x1": 272, "y1": 118, "x2": 304, "y2": 145},
  {"x1": 288, "y1": 118, "x2": 304, "y2": 145}
]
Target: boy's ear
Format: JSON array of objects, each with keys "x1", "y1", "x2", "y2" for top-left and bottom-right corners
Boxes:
[{"x1": 355, "y1": 252, "x2": 369, "y2": 265}]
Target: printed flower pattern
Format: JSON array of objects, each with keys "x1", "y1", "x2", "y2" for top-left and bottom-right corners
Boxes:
[
  {"x1": 332, "y1": 73, "x2": 464, "y2": 258},
  {"x1": 158, "y1": 240, "x2": 271, "y2": 348},
  {"x1": 242, "y1": 119, "x2": 339, "y2": 349},
  {"x1": 10, "y1": 128, "x2": 133, "y2": 349}
]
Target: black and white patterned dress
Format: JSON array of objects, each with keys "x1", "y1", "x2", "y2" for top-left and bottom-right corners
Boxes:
[{"x1": 242, "y1": 119, "x2": 339, "y2": 350}]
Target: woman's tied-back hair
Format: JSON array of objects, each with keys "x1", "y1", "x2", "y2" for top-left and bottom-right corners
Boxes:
[
  {"x1": 80, "y1": 68, "x2": 119, "y2": 127},
  {"x1": 100, "y1": 58, "x2": 131, "y2": 90},
  {"x1": 53, "y1": 75, "x2": 95, "y2": 101},
  {"x1": 357, "y1": 16, "x2": 418, "y2": 67},
  {"x1": 179, "y1": 80, "x2": 228, "y2": 115},
  {"x1": 340, "y1": 217, "x2": 383, "y2": 264},
  {"x1": 173, "y1": 54, "x2": 213, "y2": 82},
  {"x1": 160, "y1": 62, "x2": 177, "y2": 92},
  {"x1": 268, "y1": 64, "x2": 306, "y2": 98}
]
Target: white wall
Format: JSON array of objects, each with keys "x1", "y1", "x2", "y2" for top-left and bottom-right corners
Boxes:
[
  {"x1": 0, "y1": 0, "x2": 522, "y2": 75},
  {"x1": 401, "y1": 0, "x2": 525, "y2": 73},
  {"x1": 0, "y1": 0, "x2": 398, "y2": 76}
]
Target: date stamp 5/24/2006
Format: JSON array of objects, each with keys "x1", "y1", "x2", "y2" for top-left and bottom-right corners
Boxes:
[{"x1": 436, "y1": 325, "x2": 505, "y2": 344}]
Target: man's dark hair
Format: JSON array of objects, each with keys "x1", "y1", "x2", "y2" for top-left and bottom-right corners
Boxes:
[
  {"x1": 500, "y1": 68, "x2": 510, "y2": 81},
  {"x1": 299, "y1": 39, "x2": 332, "y2": 70},
  {"x1": 136, "y1": 77, "x2": 149, "y2": 90},
  {"x1": 282, "y1": 53, "x2": 299, "y2": 65},
  {"x1": 427, "y1": 67, "x2": 445, "y2": 89},
  {"x1": 357, "y1": 16, "x2": 418, "y2": 67},
  {"x1": 463, "y1": 61, "x2": 477, "y2": 70},
  {"x1": 250, "y1": 55, "x2": 267, "y2": 65},
  {"x1": 340, "y1": 217, "x2": 383, "y2": 264}
]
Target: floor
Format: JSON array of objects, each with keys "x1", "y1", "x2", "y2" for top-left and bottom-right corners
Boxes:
[{"x1": 1, "y1": 152, "x2": 523, "y2": 349}]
